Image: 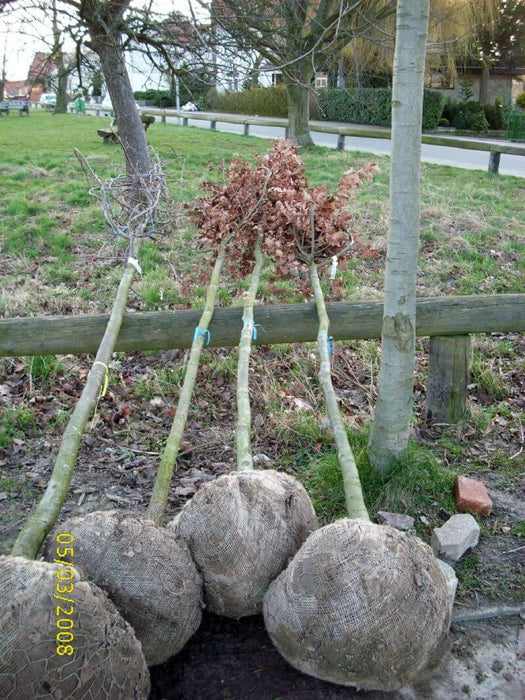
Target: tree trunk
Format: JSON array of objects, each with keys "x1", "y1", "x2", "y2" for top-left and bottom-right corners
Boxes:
[
  {"x1": 284, "y1": 62, "x2": 314, "y2": 147},
  {"x1": 52, "y1": 0, "x2": 68, "y2": 114},
  {"x1": 337, "y1": 57, "x2": 345, "y2": 88},
  {"x1": 80, "y1": 0, "x2": 152, "y2": 175},
  {"x1": 479, "y1": 62, "x2": 490, "y2": 105},
  {"x1": 55, "y1": 65, "x2": 69, "y2": 113},
  {"x1": 367, "y1": 0, "x2": 430, "y2": 473}
]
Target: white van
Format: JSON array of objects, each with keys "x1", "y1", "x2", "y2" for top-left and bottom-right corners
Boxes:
[{"x1": 39, "y1": 93, "x2": 56, "y2": 108}]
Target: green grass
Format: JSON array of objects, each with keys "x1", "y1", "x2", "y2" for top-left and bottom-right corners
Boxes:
[
  {"x1": 289, "y1": 425, "x2": 456, "y2": 526},
  {"x1": 0, "y1": 112, "x2": 523, "y2": 320},
  {"x1": 22, "y1": 355, "x2": 65, "y2": 392},
  {"x1": 0, "y1": 407, "x2": 35, "y2": 449}
]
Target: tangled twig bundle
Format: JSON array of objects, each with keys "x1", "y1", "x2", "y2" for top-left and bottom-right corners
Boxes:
[{"x1": 76, "y1": 149, "x2": 172, "y2": 249}]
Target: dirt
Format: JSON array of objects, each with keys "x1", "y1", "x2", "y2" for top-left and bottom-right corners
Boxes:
[
  {"x1": 148, "y1": 613, "x2": 525, "y2": 700},
  {"x1": 1, "y1": 342, "x2": 523, "y2": 698}
]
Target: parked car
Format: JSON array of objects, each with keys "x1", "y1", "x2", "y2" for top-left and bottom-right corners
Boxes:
[
  {"x1": 181, "y1": 101, "x2": 199, "y2": 112},
  {"x1": 39, "y1": 93, "x2": 56, "y2": 108}
]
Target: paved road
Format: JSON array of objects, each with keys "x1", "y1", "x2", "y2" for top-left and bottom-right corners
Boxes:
[{"x1": 163, "y1": 113, "x2": 525, "y2": 178}]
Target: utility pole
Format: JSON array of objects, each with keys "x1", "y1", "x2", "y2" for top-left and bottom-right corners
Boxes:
[
  {"x1": 174, "y1": 60, "x2": 181, "y2": 112},
  {"x1": 0, "y1": 37, "x2": 7, "y2": 101}
]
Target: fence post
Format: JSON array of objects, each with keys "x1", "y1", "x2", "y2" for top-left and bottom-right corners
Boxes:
[
  {"x1": 285, "y1": 127, "x2": 289, "y2": 139},
  {"x1": 337, "y1": 133, "x2": 345, "y2": 152},
  {"x1": 183, "y1": 117, "x2": 188, "y2": 127},
  {"x1": 243, "y1": 122, "x2": 250, "y2": 136},
  {"x1": 488, "y1": 151, "x2": 501, "y2": 175},
  {"x1": 427, "y1": 335, "x2": 471, "y2": 423},
  {"x1": 210, "y1": 120, "x2": 216, "y2": 131},
  {"x1": 161, "y1": 111, "x2": 166, "y2": 124}
]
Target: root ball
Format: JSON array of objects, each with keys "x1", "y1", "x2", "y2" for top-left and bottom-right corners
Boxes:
[
  {"x1": 0, "y1": 555, "x2": 150, "y2": 699},
  {"x1": 263, "y1": 519, "x2": 450, "y2": 691},
  {"x1": 173, "y1": 469, "x2": 318, "y2": 618},
  {"x1": 49, "y1": 511, "x2": 203, "y2": 666}
]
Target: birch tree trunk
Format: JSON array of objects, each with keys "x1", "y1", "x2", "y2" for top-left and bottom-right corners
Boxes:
[{"x1": 367, "y1": 0, "x2": 430, "y2": 474}]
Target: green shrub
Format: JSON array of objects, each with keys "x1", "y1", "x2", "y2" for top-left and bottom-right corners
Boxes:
[
  {"x1": 316, "y1": 88, "x2": 444, "y2": 129},
  {"x1": 483, "y1": 100, "x2": 506, "y2": 130},
  {"x1": 134, "y1": 90, "x2": 174, "y2": 107},
  {"x1": 515, "y1": 92, "x2": 525, "y2": 109},
  {"x1": 422, "y1": 90, "x2": 445, "y2": 129},
  {"x1": 438, "y1": 117, "x2": 450, "y2": 127},
  {"x1": 470, "y1": 108, "x2": 489, "y2": 133},
  {"x1": 207, "y1": 86, "x2": 288, "y2": 118},
  {"x1": 443, "y1": 98, "x2": 490, "y2": 132}
]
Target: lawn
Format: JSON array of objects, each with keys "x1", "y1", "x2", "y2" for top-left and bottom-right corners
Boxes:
[{"x1": 0, "y1": 111, "x2": 524, "y2": 603}]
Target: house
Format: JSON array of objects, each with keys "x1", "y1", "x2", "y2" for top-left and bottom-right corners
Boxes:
[{"x1": 3, "y1": 79, "x2": 30, "y2": 99}]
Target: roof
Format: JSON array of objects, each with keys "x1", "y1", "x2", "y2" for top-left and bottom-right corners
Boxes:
[{"x1": 27, "y1": 52, "x2": 56, "y2": 82}]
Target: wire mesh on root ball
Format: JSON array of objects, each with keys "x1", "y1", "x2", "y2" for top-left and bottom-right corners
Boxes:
[
  {"x1": 172, "y1": 469, "x2": 318, "y2": 618},
  {"x1": 263, "y1": 518, "x2": 450, "y2": 690},
  {"x1": 0, "y1": 556, "x2": 150, "y2": 699},
  {"x1": 46, "y1": 511, "x2": 203, "y2": 666}
]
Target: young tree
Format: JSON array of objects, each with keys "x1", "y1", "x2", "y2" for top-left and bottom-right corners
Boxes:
[{"x1": 366, "y1": 0, "x2": 430, "y2": 473}]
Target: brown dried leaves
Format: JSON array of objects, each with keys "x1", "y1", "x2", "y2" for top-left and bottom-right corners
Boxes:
[{"x1": 190, "y1": 140, "x2": 378, "y2": 277}]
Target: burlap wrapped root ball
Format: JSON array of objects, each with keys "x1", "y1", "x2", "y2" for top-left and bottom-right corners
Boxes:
[
  {"x1": 263, "y1": 519, "x2": 450, "y2": 691},
  {"x1": 173, "y1": 469, "x2": 318, "y2": 618},
  {"x1": 48, "y1": 510, "x2": 203, "y2": 666},
  {"x1": 0, "y1": 555, "x2": 150, "y2": 699}
]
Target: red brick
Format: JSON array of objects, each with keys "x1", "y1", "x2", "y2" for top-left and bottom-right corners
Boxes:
[{"x1": 455, "y1": 475, "x2": 492, "y2": 517}]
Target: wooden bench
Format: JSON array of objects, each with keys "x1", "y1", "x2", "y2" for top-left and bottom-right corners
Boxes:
[
  {"x1": 97, "y1": 114, "x2": 155, "y2": 143},
  {"x1": 0, "y1": 100, "x2": 30, "y2": 116}
]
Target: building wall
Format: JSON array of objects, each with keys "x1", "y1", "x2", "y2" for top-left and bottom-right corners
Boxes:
[
  {"x1": 126, "y1": 49, "x2": 170, "y2": 93},
  {"x1": 511, "y1": 77, "x2": 525, "y2": 105},
  {"x1": 431, "y1": 73, "x2": 517, "y2": 105}
]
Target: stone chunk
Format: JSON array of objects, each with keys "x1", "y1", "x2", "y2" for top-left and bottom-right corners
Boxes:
[
  {"x1": 377, "y1": 511, "x2": 415, "y2": 532},
  {"x1": 455, "y1": 475, "x2": 493, "y2": 516},
  {"x1": 436, "y1": 559, "x2": 458, "y2": 613},
  {"x1": 431, "y1": 514, "x2": 480, "y2": 562}
]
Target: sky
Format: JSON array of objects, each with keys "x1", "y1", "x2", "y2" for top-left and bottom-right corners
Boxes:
[{"x1": 1, "y1": 0, "x2": 195, "y2": 81}]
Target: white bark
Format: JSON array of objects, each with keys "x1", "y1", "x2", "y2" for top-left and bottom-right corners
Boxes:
[{"x1": 367, "y1": 0, "x2": 430, "y2": 473}]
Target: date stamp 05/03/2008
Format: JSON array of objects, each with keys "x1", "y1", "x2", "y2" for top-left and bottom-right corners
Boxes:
[{"x1": 52, "y1": 533, "x2": 76, "y2": 657}]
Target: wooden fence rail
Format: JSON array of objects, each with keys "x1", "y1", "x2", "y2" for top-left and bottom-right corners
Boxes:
[
  {"x1": 86, "y1": 105, "x2": 525, "y2": 174},
  {"x1": 2, "y1": 294, "x2": 523, "y2": 357},
  {"x1": 2, "y1": 294, "x2": 523, "y2": 423}
]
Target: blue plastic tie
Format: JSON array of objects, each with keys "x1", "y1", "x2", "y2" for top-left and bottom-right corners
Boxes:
[
  {"x1": 253, "y1": 323, "x2": 264, "y2": 341},
  {"x1": 193, "y1": 327, "x2": 210, "y2": 345},
  {"x1": 318, "y1": 332, "x2": 334, "y2": 356}
]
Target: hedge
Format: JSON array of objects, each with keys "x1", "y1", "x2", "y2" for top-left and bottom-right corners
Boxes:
[
  {"x1": 182, "y1": 84, "x2": 445, "y2": 129},
  {"x1": 207, "y1": 86, "x2": 288, "y2": 118},
  {"x1": 316, "y1": 88, "x2": 445, "y2": 130}
]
